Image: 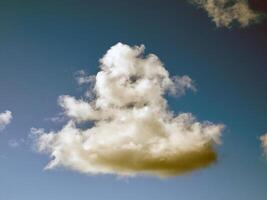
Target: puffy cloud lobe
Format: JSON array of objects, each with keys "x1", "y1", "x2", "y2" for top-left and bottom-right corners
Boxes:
[
  {"x1": 58, "y1": 95, "x2": 101, "y2": 122},
  {"x1": 33, "y1": 43, "x2": 224, "y2": 177},
  {"x1": 190, "y1": 0, "x2": 264, "y2": 27},
  {"x1": 0, "y1": 110, "x2": 12, "y2": 131},
  {"x1": 260, "y1": 134, "x2": 267, "y2": 156}
]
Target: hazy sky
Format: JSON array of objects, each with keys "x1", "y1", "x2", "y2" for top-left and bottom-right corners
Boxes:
[{"x1": 0, "y1": 0, "x2": 267, "y2": 200}]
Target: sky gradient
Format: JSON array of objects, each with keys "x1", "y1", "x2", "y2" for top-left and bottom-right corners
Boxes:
[{"x1": 0, "y1": 0, "x2": 267, "y2": 200}]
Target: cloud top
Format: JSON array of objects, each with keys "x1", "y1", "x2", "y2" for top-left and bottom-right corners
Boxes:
[
  {"x1": 32, "y1": 43, "x2": 224, "y2": 177},
  {"x1": 190, "y1": 0, "x2": 264, "y2": 27},
  {"x1": 0, "y1": 110, "x2": 12, "y2": 131}
]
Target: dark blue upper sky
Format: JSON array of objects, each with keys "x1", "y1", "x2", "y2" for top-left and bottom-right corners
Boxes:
[{"x1": 0, "y1": 0, "x2": 266, "y2": 199}]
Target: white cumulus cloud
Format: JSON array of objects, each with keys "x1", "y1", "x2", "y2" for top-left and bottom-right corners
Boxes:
[
  {"x1": 0, "y1": 110, "x2": 12, "y2": 131},
  {"x1": 32, "y1": 43, "x2": 224, "y2": 178},
  {"x1": 190, "y1": 0, "x2": 264, "y2": 27},
  {"x1": 260, "y1": 133, "x2": 267, "y2": 157}
]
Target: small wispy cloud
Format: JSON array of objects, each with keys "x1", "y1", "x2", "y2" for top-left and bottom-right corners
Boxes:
[
  {"x1": 74, "y1": 70, "x2": 96, "y2": 99},
  {"x1": 32, "y1": 43, "x2": 224, "y2": 178},
  {"x1": 190, "y1": 0, "x2": 265, "y2": 27},
  {"x1": 8, "y1": 140, "x2": 20, "y2": 148},
  {"x1": 8, "y1": 138, "x2": 25, "y2": 148},
  {"x1": 260, "y1": 133, "x2": 267, "y2": 157},
  {"x1": 0, "y1": 110, "x2": 12, "y2": 131},
  {"x1": 74, "y1": 70, "x2": 96, "y2": 86}
]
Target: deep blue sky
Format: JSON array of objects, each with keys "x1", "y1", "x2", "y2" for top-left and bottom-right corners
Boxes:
[{"x1": 0, "y1": 0, "x2": 266, "y2": 199}]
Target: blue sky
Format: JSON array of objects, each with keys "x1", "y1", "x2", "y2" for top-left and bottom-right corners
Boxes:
[{"x1": 0, "y1": 0, "x2": 267, "y2": 199}]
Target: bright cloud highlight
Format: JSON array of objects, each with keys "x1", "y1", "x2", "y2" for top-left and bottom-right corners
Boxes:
[
  {"x1": 0, "y1": 110, "x2": 12, "y2": 131},
  {"x1": 32, "y1": 43, "x2": 224, "y2": 177}
]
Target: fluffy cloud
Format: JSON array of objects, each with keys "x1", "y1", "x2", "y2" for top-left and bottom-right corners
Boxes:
[
  {"x1": 0, "y1": 110, "x2": 12, "y2": 131},
  {"x1": 260, "y1": 133, "x2": 267, "y2": 156},
  {"x1": 32, "y1": 43, "x2": 224, "y2": 178},
  {"x1": 190, "y1": 0, "x2": 264, "y2": 27}
]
